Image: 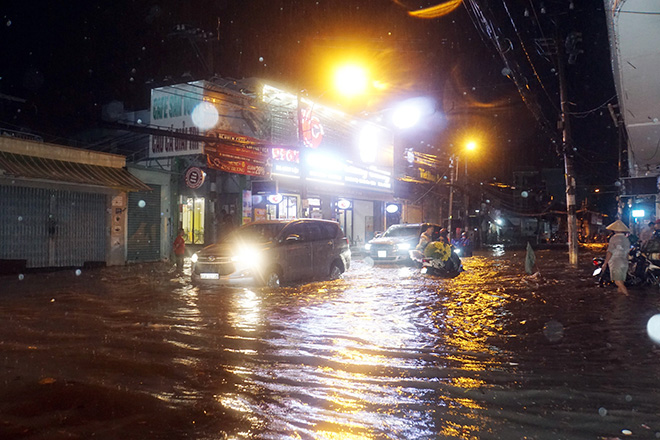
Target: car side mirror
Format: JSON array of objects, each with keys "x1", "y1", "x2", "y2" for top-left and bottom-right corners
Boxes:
[{"x1": 374, "y1": 232, "x2": 382, "y2": 238}]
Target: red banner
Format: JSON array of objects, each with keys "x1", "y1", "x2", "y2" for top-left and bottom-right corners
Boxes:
[
  {"x1": 207, "y1": 157, "x2": 268, "y2": 176},
  {"x1": 204, "y1": 143, "x2": 270, "y2": 162}
]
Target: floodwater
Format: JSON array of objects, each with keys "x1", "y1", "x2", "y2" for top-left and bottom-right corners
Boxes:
[{"x1": 1, "y1": 245, "x2": 660, "y2": 440}]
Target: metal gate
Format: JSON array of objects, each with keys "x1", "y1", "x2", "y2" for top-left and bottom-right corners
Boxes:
[
  {"x1": 0, "y1": 186, "x2": 107, "y2": 268},
  {"x1": 127, "y1": 185, "x2": 161, "y2": 262}
]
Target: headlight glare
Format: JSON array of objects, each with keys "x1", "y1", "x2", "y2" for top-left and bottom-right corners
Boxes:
[
  {"x1": 397, "y1": 243, "x2": 411, "y2": 251},
  {"x1": 231, "y1": 247, "x2": 261, "y2": 267},
  {"x1": 364, "y1": 243, "x2": 372, "y2": 251},
  {"x1": 191, "y1": 253, "x2": 198, "y2": 263}
]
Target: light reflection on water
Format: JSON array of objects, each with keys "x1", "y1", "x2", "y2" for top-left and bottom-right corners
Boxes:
[{"x1": 3, "y1": 247, "x2": 660, "y2": 439}]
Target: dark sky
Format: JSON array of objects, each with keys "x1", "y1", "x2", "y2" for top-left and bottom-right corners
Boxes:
[{"x1": 1, "y1": 0, "x2": 618, "y2": 188}]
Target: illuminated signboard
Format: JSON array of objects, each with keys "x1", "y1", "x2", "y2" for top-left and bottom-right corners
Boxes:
[{"x1": 149, "y1": 80, "x2": 264, "y2": 158}]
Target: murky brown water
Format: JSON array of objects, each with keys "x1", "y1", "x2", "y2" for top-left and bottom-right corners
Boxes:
[{"x1": 1, "y1": 245, "x2": 660, "y2": 439}]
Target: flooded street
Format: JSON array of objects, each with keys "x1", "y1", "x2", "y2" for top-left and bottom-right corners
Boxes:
[{"x1": 1, "y1": 246, "x2": 660, "y2": 440}]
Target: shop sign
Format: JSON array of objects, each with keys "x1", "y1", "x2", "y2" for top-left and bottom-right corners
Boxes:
[
  {"x1": 205, "y1": 143, "x2": 270, "y2": 177},
  {"x1": 208, "y1": 158, "x2": 268, "y2": 177},
  {"x1": 185, "y1": 167, "x2": 206, "y2": 189},
  {"x1": 337, "y1": 199, "x2": 351, "y2": 210},
  {"x1": 300, "y1": 107, "x2": 324, "y2": 149},
  {"x1": 267, "y1": 194, "x2": 283, "y2": 204}
]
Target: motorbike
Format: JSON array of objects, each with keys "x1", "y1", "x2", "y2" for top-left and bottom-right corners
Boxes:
[
  {"x1": 410, "y1": 246, "x2": 463, "y2": 278},
  {"x1": 593, "y1": 243, "x2": 660, "y2": 290}
]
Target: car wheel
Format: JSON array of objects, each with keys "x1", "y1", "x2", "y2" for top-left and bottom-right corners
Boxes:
[
  {"x1": 329, "y1": 261, "x2": 343, "y2": 280},
  {"x1": 264, "y1": 268, "x2": 281, "y2": 288}
]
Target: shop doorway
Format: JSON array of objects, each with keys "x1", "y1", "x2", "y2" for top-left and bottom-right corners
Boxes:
[
  {"x1": 337, "y1": 202, "x2": 354, "y2": 245},
  {"x1": 181, "y1": 196, "x2": 205, "y2": 244},
  {"x1": 267, "y1": 194, "x2": 298, "y2": 220}
]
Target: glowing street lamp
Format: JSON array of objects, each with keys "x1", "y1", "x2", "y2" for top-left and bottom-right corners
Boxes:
[{"x1": 333, "y1": 64, "x2": 368, "y2": 98}]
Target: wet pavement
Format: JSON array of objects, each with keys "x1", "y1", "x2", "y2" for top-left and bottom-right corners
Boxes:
[{"x1": 1, "y1": 245, "x2": 660, "y2": 439}]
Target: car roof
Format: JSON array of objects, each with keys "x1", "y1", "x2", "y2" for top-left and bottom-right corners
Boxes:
[
  {"x1": 243, "y1": 219, "x2": 340, "y2": 226},
  {"x1": 388, "y1": 223, "x2": 440, "y2": 228}
]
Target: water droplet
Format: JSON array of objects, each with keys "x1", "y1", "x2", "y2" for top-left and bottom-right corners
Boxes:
[
  {"x1": 598, "y1": 407, "x2": 607, "y2": 416},
  {"x1": 258, "y1": 56, "x2": 264, "y2": 62},
  {"x1": 543, "y1": 320, "x2": 564, "y2": 342},
  {"x1": 138, "y1": 200, "x2": 146, "y2": 208},
  {"x1": 75, "y1": 269, "x2": 82, "y2": 276},
  {"x1": 18, "y1": 274, "x2": 24, "y2": 281},
  {"x1": 647, "y1": 314, "x2": 660, "y2": 344},
  {"x1": 17, "y1": 216, "x2": 23, "y2": 221},
  {"x1": 622, "y1": 429, "x2": 632, "y2": 435}
]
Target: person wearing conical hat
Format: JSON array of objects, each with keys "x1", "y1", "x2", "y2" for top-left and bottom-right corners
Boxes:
[{"x1": 603, "y1": 219, "x2": 630, "y2": 295}]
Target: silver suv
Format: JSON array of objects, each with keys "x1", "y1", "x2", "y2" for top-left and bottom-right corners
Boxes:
[
  {"x1": 365, "y1": 223, "x2": 442, "y2": 263},
  {"x1": 191, "y1": 219, "x2": 351, "y2": 287}
]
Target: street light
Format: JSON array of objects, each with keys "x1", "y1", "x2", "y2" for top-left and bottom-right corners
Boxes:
[
  {"x1": 448, "y1": 139, "x2": 479, "y2": 239},
  {"x1": 333, "y1": 64, "x2": 369, "y2": 98}
]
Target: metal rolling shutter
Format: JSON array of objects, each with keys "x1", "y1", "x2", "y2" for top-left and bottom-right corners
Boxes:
[
  {"x1": 127, "y1": 185, "x2": 161, "y2": 262},
  {"x1": 0, "y1": 186, "x2": 106, "y2": 268}
]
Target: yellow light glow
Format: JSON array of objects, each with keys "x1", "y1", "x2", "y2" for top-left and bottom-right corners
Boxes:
[
  {"x1": 334, "y1": 65, "x2": 368, "y2": 97},
  {"x1": 408, "y1": 0, "x2": 463, "y2": 18},
  {"x1": 466, "y1": 141, "x2": 477, "y2": 152}
]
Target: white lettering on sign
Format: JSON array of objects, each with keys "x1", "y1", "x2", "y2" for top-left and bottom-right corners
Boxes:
[{"x1": 272, "y1": 148, "x2": 300, "y2": 163}]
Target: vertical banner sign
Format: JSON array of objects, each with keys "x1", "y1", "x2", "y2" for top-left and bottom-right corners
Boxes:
[{"x1": 242, "y1": 190, "x2": 252, "y2": 225}]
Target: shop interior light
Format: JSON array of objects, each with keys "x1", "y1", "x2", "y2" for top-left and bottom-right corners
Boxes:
[{"x1": 632, "y1": 209, "x2": 645, "y2": 218}]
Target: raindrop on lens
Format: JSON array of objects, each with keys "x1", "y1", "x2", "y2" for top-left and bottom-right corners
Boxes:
[
  {"x1": 75, "y1": 269, "x2": 82, "y2": 276},
  {"x1": 17, "y1": 216, "x2": 23, "y2": 221},
  {"x1": 521, "y1": 191, "x2": 529, "y2": 198},
  {"x1": 138, "y1": 200, "x2": 146, "y2": 208},
  {"x1": 598, "y1": 407, "x2": 607, "y2": 417},
  {"x1": 543, "y1": 320, "x2": 564, "y2": 342},
  {"x1": 258, "y1": 56, "x2": 264, "y2": 62},
  {"x1": 646, "y1": 314, "x2": 660, "y2": 344},
  {"x1": 18, "y1": 274, "x2": 24, "y2": 281}
]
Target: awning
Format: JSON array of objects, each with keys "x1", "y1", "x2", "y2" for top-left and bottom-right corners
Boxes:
[{"x1": 0, "y1": 151, "x2": 151, "y2": 192}]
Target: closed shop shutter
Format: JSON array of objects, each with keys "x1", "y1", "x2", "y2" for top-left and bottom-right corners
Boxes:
[
  {"x1": 0, "y1": 186, "x2": 106, "y2": 268},
  {"x1": 127, "y1": 185, "x2": 161, "y2": 262}
]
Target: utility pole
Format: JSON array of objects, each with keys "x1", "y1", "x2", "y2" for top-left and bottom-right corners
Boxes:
[
  {"x1": 557, "y1": 31, "x2": 579, "y2": 266},
  {"x1": 448, "y1": 155, "x2": 456, "y2": 234}
]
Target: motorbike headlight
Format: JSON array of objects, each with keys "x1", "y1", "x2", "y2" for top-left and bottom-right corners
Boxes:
[
  {"x1": 397, "y1": 243, "x2": 411, "y2": 251},
  {"x1": 191, "y1": 253, "x2": 198, "y2": 264},
  {"x1": 454, "y1": 248, "x2": 461, "y2": 255},
  {"x1": 364, "y1": 243, "x2": 372, "y2": 251}
]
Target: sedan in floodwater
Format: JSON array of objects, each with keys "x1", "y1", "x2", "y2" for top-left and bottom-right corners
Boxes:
[{"x1": 191, "y1": 219, "x2": 351, "y2": 287}]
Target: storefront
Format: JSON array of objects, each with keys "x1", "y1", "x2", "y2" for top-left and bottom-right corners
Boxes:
[
  {"x1": 146, "y1": 79, "x2": 396, "y2": 248},
  {"x1": 0, "y1": 137, "x2": 150, "y2": 270}
]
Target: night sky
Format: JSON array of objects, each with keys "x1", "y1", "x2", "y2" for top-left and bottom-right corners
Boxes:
[{"x1": 1, "y1": 0, "x2": 619, "y2": 193}]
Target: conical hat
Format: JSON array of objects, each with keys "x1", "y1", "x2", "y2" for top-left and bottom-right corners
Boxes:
[{"x1": 606, "y1": 219, "x2": 630, "y2": 232}]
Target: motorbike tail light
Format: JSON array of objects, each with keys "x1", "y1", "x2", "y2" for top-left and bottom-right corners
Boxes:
[{"x1": 592, "y1": 259, "x2": 600, "y2": 266}]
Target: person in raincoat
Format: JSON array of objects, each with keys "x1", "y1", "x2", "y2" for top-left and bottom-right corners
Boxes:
[{"x1": 602, "y1": 219, "x2": 631, "y2": 295}]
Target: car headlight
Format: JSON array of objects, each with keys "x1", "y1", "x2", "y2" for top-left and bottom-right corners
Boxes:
[
  {"x1": 231, "y1": 247, "x2": 262, "y2": 267},
  {"x1": 191, "y1": 253, "x2": 198, "y2": 263},
  {"x1": 396, "y1": 243, "x2": 411, "y2": 251},
  {"x1": 364, "y1": 243, "x2": 372, "y2": 251}
]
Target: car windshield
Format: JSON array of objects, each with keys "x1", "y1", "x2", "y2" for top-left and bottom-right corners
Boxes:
[
  {"x1": 382, "y1": 226, "x2": 419, "y2": 238},
  {"x1": 226, "y1": 223, "x2": 287, "y2": 243}
]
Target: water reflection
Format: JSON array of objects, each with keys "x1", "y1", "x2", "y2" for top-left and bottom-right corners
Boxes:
[{"x1": 3, "y1": 249, "x2": 660, "y2": 438}]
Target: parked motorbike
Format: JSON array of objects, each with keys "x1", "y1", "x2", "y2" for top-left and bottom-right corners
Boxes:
[
  {"x1": 410, "y1": 246, "x2": 463, "y2": 278},
  {"x1": 593, "y1": 243, "x2": 660, "y2": 290}
]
